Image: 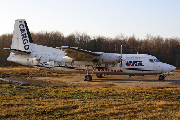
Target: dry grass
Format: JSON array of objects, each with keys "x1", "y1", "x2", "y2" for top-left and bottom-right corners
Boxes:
[
  {"x1": 0, "y1": 83, "x2": 180, "y2": 119},
  {"x1": 0, "y1": 67, "x2": 63, "y2": 77},
  {"x1": 167, "y1": 70, "x2": 180, "y2": 76},
  {"x1": 0, "y1": 67, "x2": 180, "y2": 119}
]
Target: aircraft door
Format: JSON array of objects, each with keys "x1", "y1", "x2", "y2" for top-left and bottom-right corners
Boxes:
[
  {"x1": 153, "y1": 59, "x2": 163, "y2": 73},
  {"x1": 119, "y1": 60, "x2": 126, "y2": 67},
  {"x1": 148, "y1": 59, "x2": 155, "y2": 73},
  {"x1": 49, "y1": 61, "x2": 54, "y2": 67}
]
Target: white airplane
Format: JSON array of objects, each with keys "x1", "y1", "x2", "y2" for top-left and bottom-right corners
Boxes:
[{"x1": 4, "y1": 19, "x2": 176, "y2": 81}]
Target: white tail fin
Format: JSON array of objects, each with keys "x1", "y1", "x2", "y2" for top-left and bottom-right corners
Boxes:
[{"x1": 11, "y1": 19, "x2": 34, "y2": 53}]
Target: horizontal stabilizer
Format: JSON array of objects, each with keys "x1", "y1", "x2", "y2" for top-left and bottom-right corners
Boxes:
[{"x1": 4, "y1": 48, "x2": 31, "y2": 54}]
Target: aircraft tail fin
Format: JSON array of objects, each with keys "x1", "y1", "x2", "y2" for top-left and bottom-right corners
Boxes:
[{"x1": 10, "y1": 19, "x2": 34, "y2": 53}]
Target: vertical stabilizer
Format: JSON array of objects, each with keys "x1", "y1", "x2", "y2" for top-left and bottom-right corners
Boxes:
[{"x1": 11, "y1": 19, "x2": 34, "y2": 52}]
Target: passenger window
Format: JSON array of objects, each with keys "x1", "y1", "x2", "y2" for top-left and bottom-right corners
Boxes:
[{"x1": 149, "y1": 59, "x2": 154, "y2": 63}]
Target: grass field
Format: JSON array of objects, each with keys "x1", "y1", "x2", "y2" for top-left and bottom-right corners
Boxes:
[
  {"x1": 0, "y1": 67, "x2": 180, "y2": 119},
  {"x1": 0, "y1": 67, "x2": 56, "y2": 77},
  {"x1": 0, "y1": 83, "x2": 180, "y2": 119}
]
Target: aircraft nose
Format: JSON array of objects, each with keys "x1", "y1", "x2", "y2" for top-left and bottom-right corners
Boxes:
[
  {"x1": 161, "y1": 63, "x2": 176, "y2": 73},
  {"x1": 170, "y1": 65, "x2": 176, "y2": 72}
]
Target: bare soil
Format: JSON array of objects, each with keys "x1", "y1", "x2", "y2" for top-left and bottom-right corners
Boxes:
[{"x1": 3, "y1": 74, "x2": 180, "y2": 87}]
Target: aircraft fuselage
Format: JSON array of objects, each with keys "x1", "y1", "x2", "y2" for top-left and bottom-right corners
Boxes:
[{"x1": 7, "y1": 52, "x2": 176, "y2": 76}]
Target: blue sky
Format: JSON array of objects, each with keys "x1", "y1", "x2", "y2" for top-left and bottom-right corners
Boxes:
[{"x1": 1, "y1": 0, "x2": 180, "y2": 39}]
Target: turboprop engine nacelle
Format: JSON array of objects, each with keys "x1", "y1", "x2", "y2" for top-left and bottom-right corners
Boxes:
[
  {"x1": 61, "y1": 56, "x2": 73, "y2": 63},
  {"x1": 99, "y1": 53, "x2": 120, "y2": 63},
  {"x1": 39, "y1": 61, "x2": 54, "y2": 67}
]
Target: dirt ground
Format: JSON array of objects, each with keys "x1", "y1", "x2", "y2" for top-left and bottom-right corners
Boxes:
[{"x1": 2, "y1": 73, "x2": 180, "y2": 87}]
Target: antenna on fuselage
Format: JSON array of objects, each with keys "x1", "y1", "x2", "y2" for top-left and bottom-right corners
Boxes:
[{"x1": 121, "y1": 45, "x2": 122, "y2": 66}]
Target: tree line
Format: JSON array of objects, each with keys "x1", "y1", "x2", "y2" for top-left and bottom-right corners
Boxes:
[{"x1": 0, "y1": 32, "x2": 180, "y2": 67}]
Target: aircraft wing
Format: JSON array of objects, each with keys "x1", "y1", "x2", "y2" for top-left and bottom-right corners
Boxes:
[{"x1": 56, "y1": 46, "x2": 101, "y2": 61}]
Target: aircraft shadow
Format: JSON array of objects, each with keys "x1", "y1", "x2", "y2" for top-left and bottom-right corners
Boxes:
[{"x1": 92, "y1": 78, "x2": 180, "y2": 84}]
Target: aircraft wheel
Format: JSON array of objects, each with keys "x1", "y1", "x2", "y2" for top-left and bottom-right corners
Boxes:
[
  {"x1": 96, "y1": 74, "x2": 103, "y2": 78},
  {"x1": 159, "y1": 75, "x2": 165, "y2": 80},
  {"x1": 84, "y1": 75, "x2": 92, "y2": 81}
]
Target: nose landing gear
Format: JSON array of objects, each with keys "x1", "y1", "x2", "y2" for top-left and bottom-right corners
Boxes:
[{"x1": 159, "y1": 74, "x2": 166, "y2": 80}]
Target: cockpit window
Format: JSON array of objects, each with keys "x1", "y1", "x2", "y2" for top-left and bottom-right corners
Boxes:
[
  {"x1": 149, "y1": 59, "x2": 154, "y2": 63},
  {"x1": 154, "y1": 59, "x2": 160, "y2": 62}
]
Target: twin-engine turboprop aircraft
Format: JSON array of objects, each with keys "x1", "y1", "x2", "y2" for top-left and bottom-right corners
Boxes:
[{"x1": 4, "y1": 19, "x2": 176, "y2": 81}]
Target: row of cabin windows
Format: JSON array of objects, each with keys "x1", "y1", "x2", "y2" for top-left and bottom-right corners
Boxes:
[
  {"x1": 60, "y1": 63, "x2": 114, "y2": 66},
  {"x1": 61, "y1": 63, "x2": 116, "y2": 67},
  {"x1": 78, "y1": 64, "x2": 116, "y2": 67},
  {"x1": 105, "y1": 64, "x2": 115, "y2": 67}
]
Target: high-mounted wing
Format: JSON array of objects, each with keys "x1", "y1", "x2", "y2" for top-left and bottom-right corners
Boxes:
[{"x1": 56, "y1": 46, "x2": 102, "y2": 62}]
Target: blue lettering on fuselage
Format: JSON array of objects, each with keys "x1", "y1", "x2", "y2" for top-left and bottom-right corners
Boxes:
[
  {"x1": 126, "y1": 61, "x2": 144, "y2": 66},
  {"x1": 19, "y1": 24, "x2": 29, "y2": 50}
]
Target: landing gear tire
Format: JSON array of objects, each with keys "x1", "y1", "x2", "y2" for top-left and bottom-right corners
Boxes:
[
  {"x1": 96, "y1": 74, "x2": 103, "y2": 78},
  {"x1": 84, "y1": 65, "x2": 93, "y2": 81},
  {"x1": 84, "y1": 75, "x2": 92, "y2": 81},
  {"x1": 159, "y1": 75, "x2": 166, "y2": 80}
]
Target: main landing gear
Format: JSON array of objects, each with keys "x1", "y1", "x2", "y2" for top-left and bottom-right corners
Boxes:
[
  {"x1": 84, "y1": 66, "x2": 92, "y2": 81},
  {"x1": 159, "y1": 74, "x2": 166, "y2": 80},
  {"x1": 85, "y1": 75, "x2": 92, "y2": 81}
]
